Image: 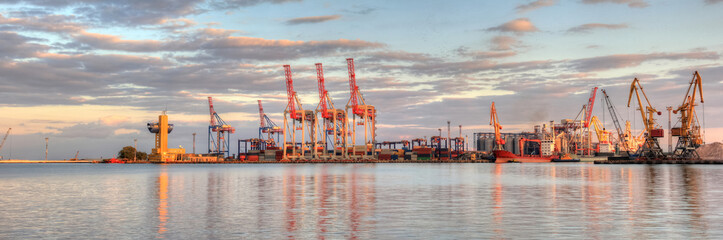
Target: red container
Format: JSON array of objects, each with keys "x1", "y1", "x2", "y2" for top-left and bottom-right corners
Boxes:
[
  {"x1": 650, "y1": 129, "x2": 664, "y2": 138},
  {"x1": 247, "y1": 155, "x2": 259, "y2": 162}
]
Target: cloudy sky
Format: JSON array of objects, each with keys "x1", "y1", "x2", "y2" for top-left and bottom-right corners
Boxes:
[{"x1": 1, "y1": 0, "x2": 722, "y2": 160}]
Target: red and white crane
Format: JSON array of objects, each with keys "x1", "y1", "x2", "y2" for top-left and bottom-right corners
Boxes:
[
  {"x1": 315, "y1": 63, "x2": 348, "y2": 158},
  {"x1": 208, "y1": 97, "x2": 235, "y2": 157},
  {"x1": 345, "y1": 58, "x2": 376, "y2": 157},
  {"x1": 257, "y1": 100, "x2": 282, "y2": 149},
  {"x1": 282, "y1": 65, "x2": 318, "y2": 160}
]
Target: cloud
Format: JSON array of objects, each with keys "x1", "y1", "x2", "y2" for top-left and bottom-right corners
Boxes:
[
  {"x1": 361, "y1": 51, "x2": 438, "y2": 63},
  {"x1": 570, "y1": 51, "x2": 720, "y2": 72},
  {"x1": 208, "y1": 0, "x2": 301, "y2": 9},
  {"x1": 2, "y1": 0, "x2": 203, "y2": 25},
  {"x1": 2, "y1": 0, "x2": 301, "y2": 26},
  {"x1": 490, "y1": 36, "x2": 520, "y2": 51},
  {"x1": 0, "y1": 13, "x2": 85, "y2": 33},
  {"x1": 39, "y1": 53, "x2": 169, "y2": 73},
  {"x1": 286, "y1": 15, "x2": 341, "y2": 25},
  {"x1": 516, "y1": 0, "x2": 557, "y2": 13},
  {"x1": 486, "y1": 18, "x2": 539, "y2": 34},
  {"x1": 705, "y1": 0, "x2": 723, "y2": 4},
  {"x1": 581, "y1": 0, "x2": 649, "y2": 8},
  {"x1": 567, "y1": 23, "x2": 628, "y2": 33},
  {"x1": 101, "y1": 116, "x2": 131, "y2": 126},
  {"x1": 456, "y1": 47, "x2": 517, "y2": 59},
  {"x1": 0, "y1": 31, "x2": 49, "y2": 58}
]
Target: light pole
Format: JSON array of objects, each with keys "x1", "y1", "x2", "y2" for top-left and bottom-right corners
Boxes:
[
  {"x1": 666, "y1": 106, "x2": 673, "y2": 153},
  {"x1": 134, "y1": 138, "x2": 137, "y2": 161},
  {"x1": 44, "y1": 137, "x2": 48, "y2": 161}
]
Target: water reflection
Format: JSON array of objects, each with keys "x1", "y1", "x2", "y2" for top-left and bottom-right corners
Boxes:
[
  {"x1": 156, "y1": 167, "x2": 169, "y2": 238},
  {"x1": 1, "y1": 164, "x2": 721, "y2": 239}
]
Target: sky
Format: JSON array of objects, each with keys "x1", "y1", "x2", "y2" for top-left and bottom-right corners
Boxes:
[{"x1": 1, "y1": 0, "x2": 722, "y2": 160}]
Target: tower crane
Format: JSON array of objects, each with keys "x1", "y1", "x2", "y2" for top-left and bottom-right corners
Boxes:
[
  {"x1": 282, "y1": 65, "x2": 318, "y2": 160},
  {"x1": 627, "y1": 78, "x2": 665, "y2": 159},
  {"x1": 0, "y1": 128, "x2": 10, "y2": 159},
  {"x1": 258, "y1": 100, "x2": 282, "y2": 149},
  {"x1": 208, "y1": 97, "x2": 236, "y2": 157},
  {"x1": 490, "y1": 102, "x2": 505, "y2": 151},
  {"x1": 345, "y1": 58, "x2": 376, "y2": 158},
  {"x1": 315, "y1": 63, "x2": 348, "y2": 158},
  {"x1": 671, "y1": 71, "x2": 704, "y2": 159}
]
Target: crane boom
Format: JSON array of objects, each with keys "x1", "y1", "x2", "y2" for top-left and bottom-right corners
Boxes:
[
  {"x1": 590, "y1": 116, "x2": 610, "y2": 144},
  {"x1": 584, "y1": 87, "x2": 598, "y2": 128},
  {"x1": 316, "y1": 63, "x2": 332, "y2": 118},
  {"x1": 626, "y1": 78, "x2": 664, "y2": 159},
  {"x1": 0, "y1": 128, "x2": 10, "y2": 152},
  {"x1": 208, "y1": 97, "x2": 217, "y2": 127},
  {"x1": 490, "y1": 102, "x2": 505, "y2": 150},
  {"x1": 347, "y1": 58, "x2": 365, "y2": 115},
  {"x1": 601, "y1": 89, "x2": 629, "y2": 153},
  {"x1": 258, "y1": 100, "x2": 265, "y2": 129},
  {"x1": 283, "y1": 65, "x2": 301, "y2": 120}
]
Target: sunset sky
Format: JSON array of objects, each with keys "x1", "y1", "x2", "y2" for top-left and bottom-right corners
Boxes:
[{"x1": 1, "y1": 0, "x2": 722, "y2": 159}]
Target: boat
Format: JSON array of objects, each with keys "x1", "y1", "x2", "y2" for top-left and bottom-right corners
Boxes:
[
  {"x1": 493, "y1": 150, "x2": 553, "y2": 163},
  {"x1": 551, "y1": 153, "x2": 580, "y2": 162}
]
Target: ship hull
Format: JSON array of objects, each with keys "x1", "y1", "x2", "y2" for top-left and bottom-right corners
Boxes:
[{"x1": 493, "y1": 150, "x2": 553, "y2": 163}]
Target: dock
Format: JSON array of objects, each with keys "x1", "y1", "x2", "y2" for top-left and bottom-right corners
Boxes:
[{"x1": 595, "y1": 159, "x2": 723, "y2": 164}]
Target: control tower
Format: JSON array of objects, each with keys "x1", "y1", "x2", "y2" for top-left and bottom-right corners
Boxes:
[{"x1": 148, "y1": 112, "x2": 185, "y2": 162}]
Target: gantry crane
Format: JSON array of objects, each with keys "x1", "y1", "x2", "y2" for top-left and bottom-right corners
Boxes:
[
  {"x1": 208, "y1": 97, "x2": 236, "y2": 157},
  {"x1": 490, "y1": 102, "x2": 505, "y2": 151},
  {"x1": 672, "y1": 71, "x2": 704, "y2": 159},
  {"x1": 627, "y1": 78, "x2": 665, "y2": 159},
  {"x1": 345, "y1": 58, "x2": 376, "y2": 158},
  {"x1": 0, "y1": 128, "x2": 10, "y2": 159},
  {"x1": 257, "y1": 100, "x2": 283, "y2": 150},
  {"x1": 315, "y1": 63, "x2": 348, "y2": 159},
  {"x1": 282, "y1": 65, "x2": 318, "y2": 160}
]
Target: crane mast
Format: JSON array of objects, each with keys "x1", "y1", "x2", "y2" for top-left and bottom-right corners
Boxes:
[
  {"x1": 601, "y1": 89, "x2": 630, "y2": 156},
  {"x1": 281, "y1": 65, "x2": 318, "y2": 160},
  {"x1": 627, "y1": 78, "x2": 665, "y2": 159},
  {"x1": 490, "y1": 102, "x2": 505, "y2": 151},
  {"x1": 671, "y1": 71, "x2": 704, "y2": 159},
  {"x1": 315, "y1": 63, "x2": 348, "y2": 159},
  {"x1": 258, "y1": 100, "x2": 282, "y2": 149},
  {"x1": 208, "y1": 97, "x2": 235, "y2": 157},
  {"x1": 345, "y1": 58, "x2": 376, "y2": 158}
]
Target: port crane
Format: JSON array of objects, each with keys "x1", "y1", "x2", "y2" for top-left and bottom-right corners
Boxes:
[
  {"x1": 70, "y1": 150, "x2": 79, "y2": 161},
  {"x1": 627, "y1": 78, "x2": 665, "y2": 159},
  {"x1": 580, "y1": 87, "x2": 598, "y2": 155},
  {"x1": 282, "y1": 65, "x2": 318, "y2": 160},
  {"x1": 257, "y1": 100, "x2": 283, "y2": 150},
  {"x1": 315, "y1": 63, "x2": 348, "y2": 159},
  {"x1": 208, "y1": 97, "x2": 236, "y2": 157},
  {"x1": 490, "y1": 102, "x2": 505, "y2": 151},
  {"x1": 672, "y1": 71, "x2": 704, "y2": 159},
  {"x1": 0, "y1": 128, "x2": 10, "y2": 159},
  {"x1": 590, "y1": 116, "x2": 613, "y2": 153},
  {"x1": 601, "y1": 89, "x2": 630, "y2": 156},
  {"x1": 345, "y1": 58, "x2": 376, "y2": 157}
]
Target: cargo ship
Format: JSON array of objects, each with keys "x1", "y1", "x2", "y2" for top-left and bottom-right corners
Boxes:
[{"x1": 493, "y1": 149, "x2": 553, "y2": 163}]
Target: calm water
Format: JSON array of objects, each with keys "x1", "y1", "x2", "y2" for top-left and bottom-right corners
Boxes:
[{"x1": 1, "y1": 163, "x2": 722, "y2": 239}]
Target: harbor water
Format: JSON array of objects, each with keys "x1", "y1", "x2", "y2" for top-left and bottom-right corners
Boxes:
[{"x1": 1, "y1": 163, "x2": 722, "y2": 239}]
